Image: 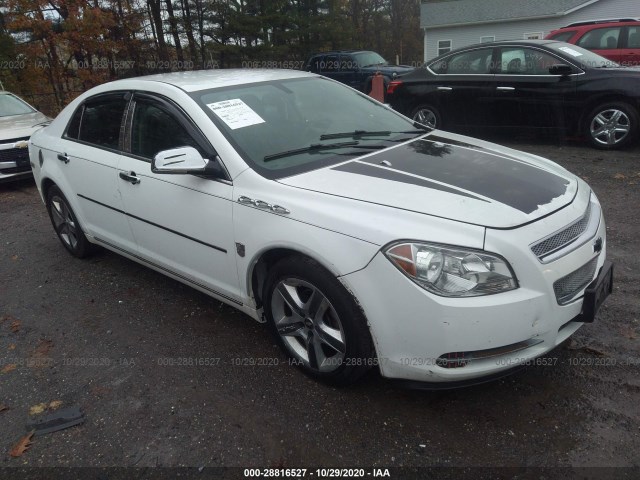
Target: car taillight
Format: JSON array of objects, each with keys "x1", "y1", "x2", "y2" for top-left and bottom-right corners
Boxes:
[{"x1": 386, "y1": 80, "x2": 403, "y2": 95}]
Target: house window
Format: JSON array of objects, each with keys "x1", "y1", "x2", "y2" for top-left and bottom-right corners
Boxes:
[
  {"x1": 437, "y1": 40, "x2": 452, "y2": 56},
  {"x1": 480, "y1": 36, "x2": 495, "y2": 43},
  {"x1": 524, "y1": 32, "x2": 543, "y2": 40}
]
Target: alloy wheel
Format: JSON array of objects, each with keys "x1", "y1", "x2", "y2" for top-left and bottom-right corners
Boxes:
[
  {"x1": 50, "y1": 195, "x2": 79, "y2": 250},
  {"x1": 270, "y1": 278, "x2": 346, "y2": 372},
  {"x1": 413, "y1": 108, "x2": 438, "y2": 129},
  {"x1": 590, "y1": 109, "x2": 631, "y2": 146}
]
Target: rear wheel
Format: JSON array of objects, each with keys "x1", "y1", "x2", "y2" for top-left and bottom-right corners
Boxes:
[
  {"x1": 263, "y1": 256, "x2": 375, "y2": 386},
  {"x1": 46, "y1": 185, "x2": 94, "y2": 258},
  {"x1": 585, "y1": 102, "x2": 638, "y2": 150},
  {"x1": 411, "y1": 104, "x2": 441, "y2": 129}
]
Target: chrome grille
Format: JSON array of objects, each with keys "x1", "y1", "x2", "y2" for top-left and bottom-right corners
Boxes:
[
  {"x1": 0, "y1": 137, "x2": 31, "y2": 174},
  {"x1": 531, "y1": 203, "x2": 591, "y2": 261},
  {"x1": 553, "y1": 257, "x2": 598, "y2": 305}
]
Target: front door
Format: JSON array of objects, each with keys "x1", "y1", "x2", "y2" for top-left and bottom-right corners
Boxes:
[{"x1": 117, "y1": 92, "x2": 241, "y2": 304}]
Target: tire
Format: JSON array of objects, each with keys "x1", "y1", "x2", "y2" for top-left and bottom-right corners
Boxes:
[
  {"x1": 585, "y1": 101, "x2": 638, "y2": 150},
  {"x1": 46, "y1": 185, "x2": 95, "y2": 258},
  {"x1": 263, "y1": 256, "x2": 375, "y2": 386},
  {"x1": 410, "y1": 104, "x2": 441, "y2": 130}
]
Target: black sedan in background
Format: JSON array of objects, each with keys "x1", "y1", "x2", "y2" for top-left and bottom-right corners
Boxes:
[{"x1": 386, "y1": 40, "x2": 640, "y2": 150}]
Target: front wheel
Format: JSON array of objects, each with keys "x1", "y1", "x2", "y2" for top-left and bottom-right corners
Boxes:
[
  {"x1": 585, "y1": 102, "x2": 638, "y2": 150},
  {"x1": 263, "y1": 256, "x2": 375, "y2": 386},
  {"x1": 46, "y1": 185, "x2": 94, "y2": 258},
  {"x1": 411, "y1": 104, "x2": 441, "y2": 130}
]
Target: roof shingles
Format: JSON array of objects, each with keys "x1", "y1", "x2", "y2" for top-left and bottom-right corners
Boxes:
[{"x1": 421, "y1": 0, "x2": 597, "y2": 28}]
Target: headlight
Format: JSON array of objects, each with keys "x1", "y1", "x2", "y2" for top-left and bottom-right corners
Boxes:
[{"x1": 384, "y1": 242, "x2": 518, "y2": 297}]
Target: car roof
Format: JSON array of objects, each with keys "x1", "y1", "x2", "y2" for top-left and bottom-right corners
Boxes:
[{"x1": 108, "y1": 69, "x2": 317, "y2": 93}]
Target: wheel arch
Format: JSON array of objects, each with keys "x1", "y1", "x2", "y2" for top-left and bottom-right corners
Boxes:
[
  {"x1": 578, "y1": 94, "x2": 640, "y2": 131},
  {"x1": 41, "y1": 176, "x2": 57, "y2": 201},
  {"x1": 247, "y1": 246, "x2": 342, "y2": 311}
]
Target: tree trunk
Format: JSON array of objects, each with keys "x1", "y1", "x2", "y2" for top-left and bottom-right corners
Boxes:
[{"x1": 165, "y1": 0, "x2": 185, "y2": 66}]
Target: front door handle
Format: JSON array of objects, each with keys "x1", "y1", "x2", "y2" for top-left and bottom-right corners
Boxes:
[
  {"x1": 496, "y1": 86, "x2": 515, "y2": 91},
  {"x1": 119, "y1": 171, "x2": 140, "y2": 185},
  {"x1": 437, "y1": 86, "x2": 453, "y2": 91},
  {"x1": 57, "y1": 153, "x2": 69, "y2": 164}
]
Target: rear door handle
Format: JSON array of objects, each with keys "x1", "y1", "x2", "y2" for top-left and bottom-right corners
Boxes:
[
  {"x1": 57, "y1": 153, "x2": 69, "y2": 164},
  {"x1": 437, "y1": 86, "x2": 453, "y2": 91},
  {"x1": 119, "y1": 171, "x2": 140, "y2": 185},
  {"x1": 496, "y1": 86, "x2": 515, "y2": 91}
]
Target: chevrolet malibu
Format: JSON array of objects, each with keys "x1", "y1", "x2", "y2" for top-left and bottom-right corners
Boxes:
[{"x1": 28, "y1": 70, "x2": 613, "y2": 387}]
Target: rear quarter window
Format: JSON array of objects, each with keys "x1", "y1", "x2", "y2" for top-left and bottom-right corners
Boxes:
[
  {"x1": 548, "y1": 31, "x2": 577, "y2": 43},
  {"x1": 77, "y1": 95, "x2": 128, "y2": 149}
]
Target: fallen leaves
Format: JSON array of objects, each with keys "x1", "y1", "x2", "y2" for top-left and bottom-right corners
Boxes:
[
  {"x1": 9, "y1": 431, "x2": 35, "y2": 458},
  {"x1": 614, "y1": 173, "x2": 626, "y2": 180},
  {"x1": 8, "y1": 344, "x2": 16, "y2": 350},
  {"x1": 0, "y1": 314, "x2": 21, "y2": 333},
  {"x1": 619, "y1": 326, "x2": 637, "y2": 340},
  {"x1": 33, "y1": 339, "x2": 53, "y2": 356},
  {"x1": 1, "y1": 364, "x2": 17, "y2": 374},
  {"x1": 10, "y1": 255, "x2": 18, "y2": 261},
  {"x1": 29, "y1": 400, "x2": 63, "y2": 416},
  {"x1": 30, "y1": 339, "x2": 54, "y2": 368},
  {"x1": 29, "y1": 403, "x2": 47, "y2": 415},
  {"x1": 0, "y1": 404, "x2": 9, "y2": 413}
]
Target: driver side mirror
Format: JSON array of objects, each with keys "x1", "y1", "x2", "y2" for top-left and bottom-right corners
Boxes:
[
  {"x1": 152, "y1": 146, "x2": 225, "y2": 178},
  {"x1": 548, "y1": 64, "x2": 573, "y2": 76}
]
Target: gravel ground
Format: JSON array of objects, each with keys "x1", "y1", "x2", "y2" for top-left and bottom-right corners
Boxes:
[{"x1": 0, "y1": 134, "x2": 639, "y2": 478}]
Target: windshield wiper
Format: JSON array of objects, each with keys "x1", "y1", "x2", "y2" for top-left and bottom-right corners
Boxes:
[
  {"x1": 319, "y1": 129, "x2": 425, "y2": 140},
  {"x1": 263, "y1": 141, "x2": 386, "y2": 162}
]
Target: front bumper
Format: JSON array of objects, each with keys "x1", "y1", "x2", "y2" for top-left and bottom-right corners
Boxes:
[
  {"x1": 0, "y1": 137, "x2": 32, "y2": 182},
  {"x1": 340, "y1": 197, "x2": 608, "y2": 384}
]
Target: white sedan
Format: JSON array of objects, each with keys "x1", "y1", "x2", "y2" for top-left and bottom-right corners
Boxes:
[{"x1": 29, "y1": 69, "x2": 613, "y2": 387}]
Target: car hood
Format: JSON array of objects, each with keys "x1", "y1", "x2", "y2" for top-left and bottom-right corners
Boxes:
[
  {"x1": 0, "y1": 111, "x2": 50, "y2": 141},
  {"x1": 278, "y1": 131, "x2": 578, "y2": 229}
]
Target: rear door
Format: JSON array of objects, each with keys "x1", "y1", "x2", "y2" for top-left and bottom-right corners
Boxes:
[
  {"x1": 427, "y1": 47, "x2": 496, "y2": 128},
  {"x1": 56, "y1": 92, "x2": 137, "y2": 252},
  {"x1": 620, "y1": 25, "x2": 640, "y2": 66},
  {"x1": 117, "y1": 92, "x2": 241, "y2": 304}
]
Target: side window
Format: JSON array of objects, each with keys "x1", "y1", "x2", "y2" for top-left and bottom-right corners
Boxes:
[
  {"x1": 131, "y1": 99, "x2": 200, "y2": 159},
  {"x1": 78, "y1": 96, "x2": 128, "y2": 149},
  {"x1": 577, "y1": 27, "x2": 621, "y2": 49},
  {"x1": 429, "y1": 48, "x2": 493, "y2": 74},
  {"x1": 308, "y1": 55, "x2": 323, "y2": 73},
  {"x1": 65, "y1": 105, "x2": 83, "y2": 140},
  {"x1": 627, "y1": 27, "x2": 640, "y2": 48},
  {"x1": 322, "y1": 55, "x2": 339, "y2": 72},
  {"x1": 498, "y1": 48, "x2": 560, "y2": 75},
  {"x1": 340, "y1": 54, "x2": 356, "y2": 71},
  {"x1": 548, "y1": 31, "x2": 577, "y2": 43}
]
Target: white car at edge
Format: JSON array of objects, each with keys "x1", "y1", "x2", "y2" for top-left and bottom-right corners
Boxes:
[{"x1": 28, "y1": 69, "x2": 613, "y2": 388}]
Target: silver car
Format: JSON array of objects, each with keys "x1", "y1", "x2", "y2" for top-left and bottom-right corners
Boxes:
[{"x1": 0, "y1": 91, "x2": 50, "y2": 182}]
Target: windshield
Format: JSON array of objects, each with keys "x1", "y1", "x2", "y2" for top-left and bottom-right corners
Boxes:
[
  {"x1": 0, "y1": 94, "x2": 35, "y2": 117},
  {"x1": 192, "y1": 77, "x2": 420, "y2": 179},
  {"x1": 549, "y1": 42, "x2": 620, "y2": 69},
  {"x1": 354, "y1": 51, "x2": 388, "y2": 67}
]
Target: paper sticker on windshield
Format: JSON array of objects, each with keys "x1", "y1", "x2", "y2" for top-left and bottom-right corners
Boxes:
[
  {"x1": 206, "y1": 99, "x2": 265, "y2": 130},
  {"x1": 558, "y1": 46, "x2": 583, "y2": 57}
]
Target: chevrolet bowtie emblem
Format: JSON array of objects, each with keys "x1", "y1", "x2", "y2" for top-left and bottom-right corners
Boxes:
[{"x1": 14, "y1": 140, "x2": 29, "y2": 149}]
